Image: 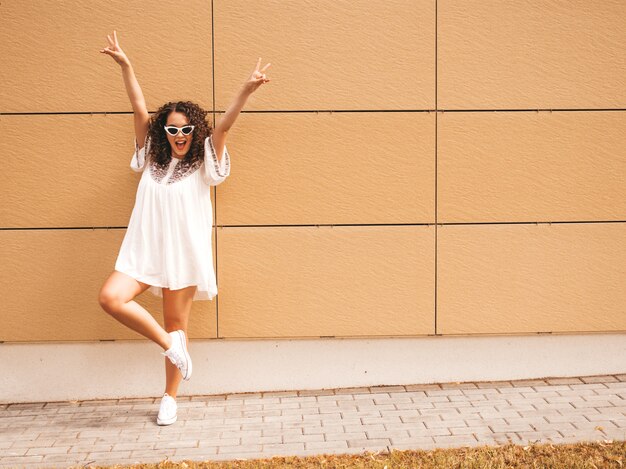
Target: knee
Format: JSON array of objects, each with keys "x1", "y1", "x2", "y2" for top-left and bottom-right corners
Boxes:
[{"x1": 98, "y1": 288, "x2": 121, "y2": 313}]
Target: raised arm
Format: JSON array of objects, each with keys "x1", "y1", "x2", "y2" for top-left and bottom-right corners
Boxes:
[
  {"x1": 211, "y1": 57, "x2": 271, "y2": 161},
  {"x1": 100, "y1": 30, "x2": 149, "y2": 149}
]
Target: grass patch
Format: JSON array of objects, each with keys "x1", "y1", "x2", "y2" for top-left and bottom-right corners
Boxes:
[{"x1": 81, "y1": 439, "x2": 625, "y2": 468}]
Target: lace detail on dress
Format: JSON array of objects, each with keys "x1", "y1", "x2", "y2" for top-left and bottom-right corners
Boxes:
[
  {"x1": 149, "y1": 159, "x2": 170, "y2": 183},
  {"x1": 131, "y1": 136, "x2": 151, "y2": 172},
  {"x1": 206, "y1": 135, "x2": 230, "y2": 178},
  {"x1": 149, "y1": 156, "x2": 203, "y2": 184},
  {"x1": 167, "y1": 157, "x2": 203, "y2": 184},
  {"x1": 202, "y1": 135, "x2": 231, "y2": 185}
]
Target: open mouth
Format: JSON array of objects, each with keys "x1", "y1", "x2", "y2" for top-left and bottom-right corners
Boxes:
[{"x1": 175, "y1": 140, "x2": 186, "y2": 150}]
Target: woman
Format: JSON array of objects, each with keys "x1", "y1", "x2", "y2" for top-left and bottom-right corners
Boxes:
[{"x1": 97, "y1": 30, "x2": 270, "y2": 425}]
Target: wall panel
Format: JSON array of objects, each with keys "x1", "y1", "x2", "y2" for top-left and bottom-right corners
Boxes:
[
  {"x1": 1, "y1": 114, "x2": 153, "y2": 228},
  {"x1": 216, "y1": 225, "x2": 435, "y2": 338},
  {"x1": 438, "y1": 111, "x2": 626, "y2": 223},
  {"x1": 438, "y1": 222, "x2": 626, "y2": 335},
  {"x1": 216, "y1": 112, "x2": 435, "y2": 226},
  {"x1": 438, "y1": 1, "x2": 626, "y2": 109},
  {"x1": 0, "y1": 0, "x2": 213, "y2": 112},
  {"x1": 214, "y1": 0, "x2": 435, "y2": 111}
]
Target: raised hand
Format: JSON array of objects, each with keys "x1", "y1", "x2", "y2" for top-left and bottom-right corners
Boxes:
[
  {"x1": 99, "y1": 30, "x2": 130, "y2": 67},
  {"x1": 242, "y1": 58, "x2": 271, "y2": 94}
]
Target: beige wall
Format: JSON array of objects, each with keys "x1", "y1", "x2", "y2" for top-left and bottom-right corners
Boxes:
[{"x1": 1, "y1": 1, "x2": 625, "y2": 342}]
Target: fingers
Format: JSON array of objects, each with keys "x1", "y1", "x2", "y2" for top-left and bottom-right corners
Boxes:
[
  {"x1": 99, "y1": 47, "x2": 120, "y2": 60},
  {"x1": 253, "y1": 58, "x2": 271, "y2": 83},
  {"x1": 107, "y1": 34, "x2": 114, "y2": 48},
  {"x1": 113, "y1": 30, "x2": 119, "y2": 46},
  {"x1": 255, "y1": 58, "x2": 271, "y2": 73}
]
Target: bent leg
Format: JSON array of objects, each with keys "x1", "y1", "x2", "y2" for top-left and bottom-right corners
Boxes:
[
  {"x1": 98, "y1": 270, "x2": 172, "y2": 350},
  {"x1": 162, "y1": 285, "x2": 197, "y2": 397}
]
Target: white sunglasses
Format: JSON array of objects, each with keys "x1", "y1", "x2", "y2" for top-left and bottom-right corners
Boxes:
[{"x1": 164, "y1": 125, "x2": 195, "y2": 136}]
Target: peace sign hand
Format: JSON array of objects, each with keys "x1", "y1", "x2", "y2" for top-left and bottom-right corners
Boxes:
[
  {"x1": 99, "y1": 30, "x2": 130, "y2": 67},
  {"x1": 242, "y1": 58, "x2": 271, "y2": 94}
]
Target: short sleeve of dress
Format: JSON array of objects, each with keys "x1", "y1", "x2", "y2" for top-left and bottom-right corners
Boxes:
[
  {"x1": 202, "y1": 134, "x2": 231, "y2": 186},
  {"x1": 131, "y1": 135, "x2": 151, "y2": 172}
]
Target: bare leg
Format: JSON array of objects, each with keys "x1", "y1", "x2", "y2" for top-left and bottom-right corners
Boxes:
[
  {"x1": 162, "y1": 285, "x2": 197, "y2": 398},
  {"x1": 98, "y1": 270, "x2": 172, "y2": 351}
]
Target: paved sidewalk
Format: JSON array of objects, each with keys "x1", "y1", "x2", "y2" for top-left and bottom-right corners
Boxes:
[{"x1": 1, "y1": 374, "x2": 625, "y2": 468}]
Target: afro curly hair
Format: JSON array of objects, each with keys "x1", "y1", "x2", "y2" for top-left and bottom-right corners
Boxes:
[{"x1": 146, "y1": 100, "x2": 213, "y2": 168}]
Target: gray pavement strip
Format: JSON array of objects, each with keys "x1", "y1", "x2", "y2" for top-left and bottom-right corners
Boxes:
[{"x1": 1, "y1": 374, "x2": 624, "y2": 466}]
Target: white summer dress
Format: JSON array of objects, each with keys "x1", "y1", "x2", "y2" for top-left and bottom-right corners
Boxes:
[{"x1": 114, "y1": 134, "x2": 230, "y2": 301}]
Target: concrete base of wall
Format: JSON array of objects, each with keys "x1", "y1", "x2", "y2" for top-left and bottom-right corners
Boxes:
[{"x1": 2, "y1": 333, "x2": 625, "y2": 404}]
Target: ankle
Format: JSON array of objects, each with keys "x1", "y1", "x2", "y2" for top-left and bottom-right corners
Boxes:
[{"x1": 162, "y1": 332, "x2": 173, "y2": 351}]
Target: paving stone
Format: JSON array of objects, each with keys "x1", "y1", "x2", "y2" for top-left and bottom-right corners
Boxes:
[
  {"x1": 0, "y1": 456, "x2": 45, "y2": 464},
  {"x1": 408, "y1": 427, "x2": 453, "y2": 437},
  {"x1": 173, "y1": 446, "x2": 219, "y2": 459},
  {"x1": 461, "y1": 388, "x2": 501, "y2": 396},
  {"x1": 260, "y1": 442, "x2": 306, "y2": 456},
  {"x1": 432, "y1": 434, "x2": 478, "y2": 447},
  {"x1": 42, "y1": 453, "x2": 88, "y2": 463},
  {"x1": 365, "y1": 429, "x2": 410, "y2": 440},
  {"x1": 331, "y1": 387, "x2": 370, "y2": 395},
  {"x1": 568, "y1": 383, "x2": 609, "y2": 390},
  {"x1": 343, "y1": 423, "x2": 386, "y2": 433},
  {"x1": 298, "y1": 389, "x2": 335, "y2": 397},
  {"x1": 112, "y1": 441, "x2": 156, "y2": 451},
  {"x1": 282, "y1": 433, "x2": 325, "y2": 444},
  {"x1": 388, "y1": 435, "x2": 435, "y2": 447},
  {"x1": 440, "y1": 382, "x2": 479, "y2": 390},
  {"x1": 546, "y1": 378, "x2": 585, "y2": 385},
  {"x1": 581, "y1": 376, "x2": 619, "y2": 384},
  {"x1": 68, "y1": 444, "x2": 114, "y2": 454},
  {"x1": 571, "y1": 400, "x2": 614, "y2": 409},
  {"x1": 2, "y1": 447, "x2": 27, "y2": 457},
  {"x1": 6, "y1": 403, "x2": 47, "y2": 410},
  {"x1": 198, "y1": 437, "x2": 240, "y2": 447},
  {"x1": 478, "y1": 381, "x2": 515, "y2": 389},
  {"x1": 304, "y1": 440, "x2": 349, "y2": 450},
  {"x1": 450, "y1": 426, "x2": 493, "y2": 436},
  {"x1": 10, "y1": 438, "x2": 56, "y2": 448},
  {"x1": 361, "y1": 416, "x2": 402, "y2": 425},
  {"x1": 605, "y1": 383, "x2": 626, "y2": 390},
  {"x1": 487, "y1": 423, "x2": 535, "y2": 433},
  {"x1": 601, "y1": 429, "x2": 626, "y2": 440},
  {"x1": 154, "y1": 439, "x2": 199, "y2": 449},
  {"x1": 25, "y1": 446, "x2": 70, "y2": 456},
  {"x1": 370, "y1": 385, "x2": 407, "y2": 393},
  {"x1": 86, "y1": 450, "x2": 132, "y2": 459},
  {"x1": 325, "y1": 431, "x2": 367, "y2": 441},
  {"x1": 217, "y1": 444, "x2": 263, "y2": 454},
  {"x1": 424, "y1": 419, "x2": 468, "y2": 429},
  {"x1": 434, "y1": 401, "x2": 475, "y2": 409},
  {"x1": 346, "y1": 438, "x2": 390, "y2": 449},
  {"x1": 128, "y1": 449, "x2": 175, "y2": 459}
]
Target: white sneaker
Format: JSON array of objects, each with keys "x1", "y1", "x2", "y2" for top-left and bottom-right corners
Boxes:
[
  {"x1": 156, "y1": 393, "x2": 177, "y2": 425},
  {"x1": 161, "y1": 330, "x2": 192, "y2": 380}
]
